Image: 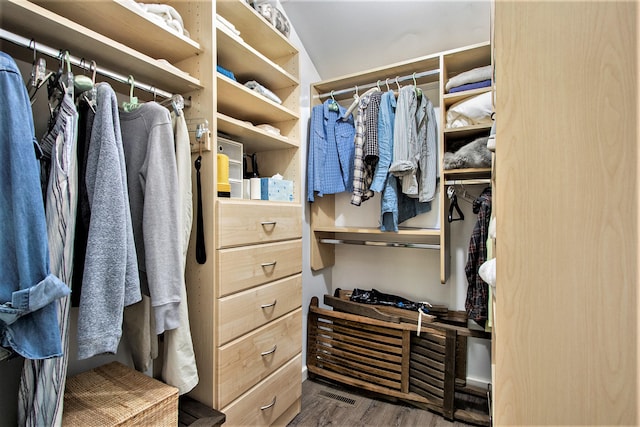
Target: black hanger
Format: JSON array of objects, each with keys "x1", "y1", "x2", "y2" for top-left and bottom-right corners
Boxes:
[{"x1": 447, "y1": 187, "x2": 464, "y2": 223}]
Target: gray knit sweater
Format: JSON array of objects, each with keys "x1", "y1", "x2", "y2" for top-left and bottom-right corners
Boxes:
[
  {"x1": 119, "y1": 102, "x2": 182, "y2": 335},
  {"x1": 77, "y1": 83, "x2": 141, "y2": 359}
]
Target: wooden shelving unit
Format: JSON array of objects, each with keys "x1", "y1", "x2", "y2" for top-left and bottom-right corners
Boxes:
[{"x1": 309, "y1": 41, "x2": 493, "y2": 285}]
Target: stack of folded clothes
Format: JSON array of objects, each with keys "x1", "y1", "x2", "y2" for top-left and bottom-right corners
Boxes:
[{"x1": 445, "y1": 65, "x2": 492, "y2": 93}]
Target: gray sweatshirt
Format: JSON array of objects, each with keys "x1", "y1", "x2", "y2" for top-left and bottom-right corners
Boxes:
[
  {"x1": 77, "y1": 83, "x2": 141, "y2": 359},
  {"x1": 119, "y1": 102, "x2": 182, "y2": 335}
]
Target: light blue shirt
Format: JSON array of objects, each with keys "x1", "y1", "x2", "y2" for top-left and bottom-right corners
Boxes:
[{"x1": 307, "y1": 100, "x2": 355, "y2": 202}]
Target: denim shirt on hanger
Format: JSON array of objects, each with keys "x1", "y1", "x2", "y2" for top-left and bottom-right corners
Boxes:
[
  {"x1": 0, "y1": 52, "x2": 69, "y2": 359},
  {"x1": 307, "y1": 99, "x2": 355, "y2": 202}
]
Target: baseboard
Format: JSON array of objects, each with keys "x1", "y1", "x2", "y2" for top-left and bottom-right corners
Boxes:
[{"x1": 301, "y1": 365, "x2": 308, "y2": 382}]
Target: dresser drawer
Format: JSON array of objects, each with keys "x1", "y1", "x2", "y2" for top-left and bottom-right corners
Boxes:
[
  {"x1": 217, "y1": 200, "x2": 301, "y2": 248},
  {"x1": 218, "y1": 274, "x2": 302, "y2": 345},
  {"x1": 217, "y1": 309, "x2": 302, "y2": 408},
  {"x1": 216, "y1": 239, "x2": 302, "y2": 297},
  {"x1": 221, "y1": 354, "x2": 302, "y2": 427}
]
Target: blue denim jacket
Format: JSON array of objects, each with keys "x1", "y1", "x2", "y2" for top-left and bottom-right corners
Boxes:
[
  {"x1": 0, "y1": 52, "x2": 69, "y2": 359},
  {"x1": 307, "y1": 100, "x2": 355, "y2": 202}
]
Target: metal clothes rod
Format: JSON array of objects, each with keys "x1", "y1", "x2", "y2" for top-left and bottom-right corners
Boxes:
[
  {"x1": 0, "y1": 28, "x2": 173, "y2": 99},
  {"x1": 315, "y1": 68, "x2": 440, "y2": 99},
  {"x1": 320, "y1": 238, "x2": 440, "y2": 250}
]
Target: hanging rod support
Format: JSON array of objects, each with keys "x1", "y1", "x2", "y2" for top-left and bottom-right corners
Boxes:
[
  {"x1": 0, "y1": 28, "x2": 173, "y2": 99},
  {"x1": 320, "y1": 238, "x2": 440, "y2": 250},
  {"x1": 315, "y1": 68, "x2": 440, "y2": 99}
]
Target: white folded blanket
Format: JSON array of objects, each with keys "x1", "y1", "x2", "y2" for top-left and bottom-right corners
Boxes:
[{"x1": 136, "y1": 3, "x2": 189, "y2": 37}]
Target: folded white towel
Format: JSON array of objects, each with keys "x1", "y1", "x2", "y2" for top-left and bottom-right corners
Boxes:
[{"x1": 137, "y1": 3, "x2": 189, "y2": 37}]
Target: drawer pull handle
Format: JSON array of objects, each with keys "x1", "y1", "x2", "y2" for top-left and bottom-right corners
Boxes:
[
  {"x1": 261, "y1": 261, "x2": 277, "y2": 267},
  {"x1": 261, "y1": 221, "x2": 277, "y2": 226},
  {"x1": 261, "y1": 300, "x2": 277, "y2": 309},
  {"x1": 261, "y1": 344, "x2": 277, "y2": 356},
  {"x1": 260, "y1": 396, "x2": 277, "y2": 411}
]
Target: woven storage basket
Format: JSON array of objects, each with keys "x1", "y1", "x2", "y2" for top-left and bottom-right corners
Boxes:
[{"x1": 63, "y1": 361, "x2": 178, "y2": 426}]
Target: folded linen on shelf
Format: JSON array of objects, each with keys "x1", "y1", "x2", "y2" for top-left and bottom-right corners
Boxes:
[
  {"x1": 244, "y1": 80, "x2": 282, "y2": 104},
  {"x1": 448, "y1": 79, "x2": 492, "y2": 93},
  {"x1": 446, "y1": 91, "x2": 492, "y2": 128},
  {"x1": 445, "y1": 65, "x2": 492, "y2": 92},
  {"x1": 136, "y1": 2, "x2": 190, "y2": 37},
  {"x1": 217, "y1": 65, "x2": 236, "y2": 81}
]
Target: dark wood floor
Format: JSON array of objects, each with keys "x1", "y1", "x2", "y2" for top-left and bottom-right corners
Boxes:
[{"x1": 287, "y1": 378, "x2": 476, "y2": 427}]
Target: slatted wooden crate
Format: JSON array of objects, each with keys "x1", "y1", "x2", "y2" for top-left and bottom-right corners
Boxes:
[
  {"x1": 307, "y1": 296, "x2": 490, "y2": 426},
  {"x1": 312, "y1": 306, "x2": 408, "y2": 392},
  {"x1": 409, "y1": 331, "x2": 447, "y2": 406}
]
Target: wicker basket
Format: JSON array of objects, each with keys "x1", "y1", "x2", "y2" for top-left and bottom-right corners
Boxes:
[{"x1": 63, "y1": 361, "x2": 178, "y2": 426}]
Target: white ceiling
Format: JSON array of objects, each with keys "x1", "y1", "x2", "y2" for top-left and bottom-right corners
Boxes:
[{"x1": 279, "y1": 0, "x2": 492, "y2": 80}]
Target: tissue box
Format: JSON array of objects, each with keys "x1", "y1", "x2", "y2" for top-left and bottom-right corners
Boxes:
[{"x1": 261, "y1": 178, "x2": 294, "y2": 202}]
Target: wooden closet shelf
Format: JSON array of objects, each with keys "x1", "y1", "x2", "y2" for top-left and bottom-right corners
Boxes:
[
  {"x1": 313, "y1": 226, "x2": 441, "y2": 237},
  {"x1": 217, "y1": 113, "x2": 299, "y2": 152},
  {"x1": 217, "y1": 25, "x2": 299, "y2": 90},
  {"x1": 443, "y1": 168, "x2": 492, "y2": 181},
  {"x1": 312, "y1": 54, "x2": 441, "y2": 100},
  {"x1": 443, "y1": 123, "x2": 492, "y2": 138},
  {"x1": 443, "y1": 86, "x2": 492, "y2": 108},
  {"x1": 217, "y1": 74, "x2": 299, "y2": 123},
  {"x1": 216, "y1": 0, "x2": 297, "y2": 61},
  {"x1": 30, "y1": 0, "x2": 203, "y2": 64},
  {"x1": 1, "y1": 0, "x2": 202, "y2": 94}
]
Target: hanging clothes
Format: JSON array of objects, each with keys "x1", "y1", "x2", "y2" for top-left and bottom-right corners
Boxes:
[
  {"x1": 119, "y1": 101, "x2": 182, "y2": 371},
  {"x1": 417, "y1": 94, "x2": 438, "y2": 203},
  {"x1": 351, "y1": 89, "x2": 380, "y2": 206},
  {"x1": 0, "y1": 51, "x2": 69, "y2": 359},
  {"x1": 19, "y1": 62, "x2": 79, "y2": 427},
  {"x1": 70, "y1": 96, "x2": 96, "y2": 306},
  {"x1": 389, "y1": 86, "x2": 438, "y2": 203},
  {"x1": 307, "y1": 99, "x2": 355, "y2": 202},
  {"x1": 370, "y1": 90, "x2": 395, "y2": 194},
  {"x1": 373, "y1": 90, "x2": 431, "y2": 231},
  {"x1": 465, "y1": 187, "x2": 492, "y2": 327},
  {"x1": 389, "y1": 85, "x2": 419, "y2": 195},
  {"x1": 362, "y1": 91, "x2": 382, "y2": 198},
  {"x1": 161, "y1": 110, "x2": 198, "y2": 395},
  {"x1": 76, "y1": 82, "x2": 141, "y2": 360}
]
